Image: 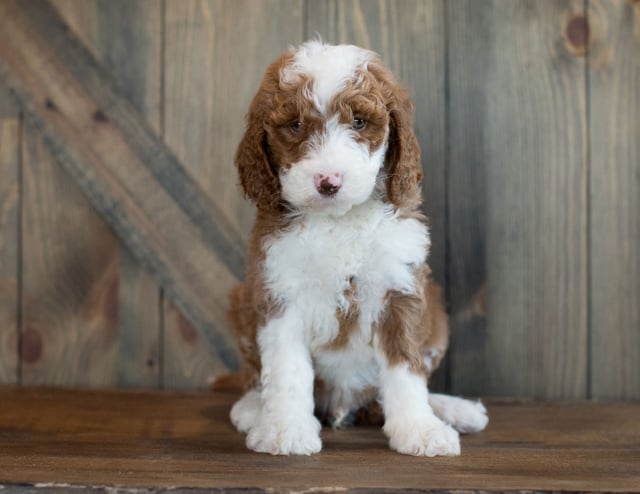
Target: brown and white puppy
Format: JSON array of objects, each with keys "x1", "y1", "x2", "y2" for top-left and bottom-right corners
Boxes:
[{"x1": 227, "y1": 41, "x2": 487, "y2": 456}]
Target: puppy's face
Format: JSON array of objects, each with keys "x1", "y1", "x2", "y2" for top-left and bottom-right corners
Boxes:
[
  {"x1": 267, "y1": 45, "x2": 389, "y2": 216},
  {"x1": 236, "y1": 42, "x2": 422, "y2": 215}
]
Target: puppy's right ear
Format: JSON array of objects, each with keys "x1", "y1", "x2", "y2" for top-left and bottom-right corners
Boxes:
[{"x1": 235, "y1": 59, "x2": 285, "y2": 213}]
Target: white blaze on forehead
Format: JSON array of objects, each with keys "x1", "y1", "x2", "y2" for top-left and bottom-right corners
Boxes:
[{"x1": 281, "y1": 40, "x2": 376, "y2": 114}]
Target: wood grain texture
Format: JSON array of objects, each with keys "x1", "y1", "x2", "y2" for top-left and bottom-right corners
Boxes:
[
  {"x1": 116, "y1": 252, "x2": 162, "y2": 387},
  {"x1": 20, "y1": 125, "x2": 120, "y2": 386},
  {"x1": 162, "y1": 0, "x2": 303, "y2": 388},
  {"x1": 0, "y1": 0, "x2": 242, "y2": 370},
  {"x1": 447, "y1": 0, "x2": 589, "y2": 398},
  {"x1": 305, "y1": 0, "x2": 448, "y2": 391},
  {"x1": 588, "y1": 0, "x2": 640, "y2": 399},
  {"x1": 0, "y1": 388, "x2": 639, "y2": 492},
  {"x1": 51, "y1": 0, "x2": 164, "y2": 388},
  {"x1": 24, "y1": 1, "x2": 121, "y2": 386},
  {"x1": 162, "y1": 300, "x2": 227, "y2": 390},
  {"x1": 0, "y1": 111, "x2": 19, "y2": 385}
]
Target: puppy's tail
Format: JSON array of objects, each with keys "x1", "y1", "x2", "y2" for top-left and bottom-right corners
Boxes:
[
  {"x1": 209, "y1": 372, "x2": 243, "y2": 392},
  {"x1": 450, "y1": 283, "x2": 487, "y2": 324}
]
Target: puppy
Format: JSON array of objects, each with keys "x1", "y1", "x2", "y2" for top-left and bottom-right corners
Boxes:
[{"x1": 227, "y1": 41, "x2": 487, "y2": 456}]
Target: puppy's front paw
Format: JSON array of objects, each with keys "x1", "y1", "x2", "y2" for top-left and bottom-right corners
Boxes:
[
  {"x1": 385, "y1": 417, "x2": 460, "y2": 457},
  {"x1": 246, "y1": 416, "x2": 322, "y2": 455}
]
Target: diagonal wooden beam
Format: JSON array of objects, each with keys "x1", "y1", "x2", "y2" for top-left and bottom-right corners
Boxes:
[{"x1": 0, "y1": 0, "x2": 246, "y2": 369}]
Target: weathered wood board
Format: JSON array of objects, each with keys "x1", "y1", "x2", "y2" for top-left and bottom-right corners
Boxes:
[
  {"x1": 0, "y1": 0, "x2": 242, "y2": 377},
  {"x1": 12, "y1": 3, "x2": 121, "y2": 386},
  {"x1": 50, "y1": 0, "x2": 164, "y2": 388},
  {"x1": 588, "y1": 0, "x2": 640, "y2": 399},
  {"x1": 447, "y1": 0, "x2": 589, "y2": 398},
  {"x1": 20, "y1": 123, "x2": 120, "y2": 386},
  {"x1": 1, "y1": 388, "x2": 639, "y2": 492},
  {"x1": 0, "y1": 95, "x2": 19, "y2": 385}
]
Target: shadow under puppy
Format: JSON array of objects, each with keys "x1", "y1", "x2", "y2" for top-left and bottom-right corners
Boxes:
[{"x1": 224, "y1": 40, "x2": 488, "y2": 456}]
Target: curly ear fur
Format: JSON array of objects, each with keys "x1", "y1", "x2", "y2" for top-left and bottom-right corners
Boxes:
[
  {"x1": 370, "y1": 63, "x2": 423, "y2": 208},
  {"x1": 235, "y1": 57, "x2": 290, "y2": 213},
  {"x1": 235, "y1": 112, "x2": 281, "y2": 212}
]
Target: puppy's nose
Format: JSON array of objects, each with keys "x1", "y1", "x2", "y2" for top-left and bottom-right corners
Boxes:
[{"x1": 314, "y1": 173, "x2": 342, "y2": 196}]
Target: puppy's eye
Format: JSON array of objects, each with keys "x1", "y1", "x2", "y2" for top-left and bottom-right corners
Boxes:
[
  {"x1": 290, "y1": 120, "x2": 303, "y2": 133},
  {"x1": 352, "y1": 117, "x2": 366, "y2": 130}
]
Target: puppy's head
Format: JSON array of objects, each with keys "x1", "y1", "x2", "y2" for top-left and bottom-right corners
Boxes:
[{"x1": 235, "y1": 41, "x2": 422, "y2": 216}]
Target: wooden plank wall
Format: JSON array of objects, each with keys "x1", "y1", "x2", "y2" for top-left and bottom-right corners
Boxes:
[
  {"x1": 448, "y1": 0, "x2": 590, "y2": 399},
  {"x1": 588, "y1": 0, "x2": 640, "y2": 399},
  {"x1": 0, "y1": 87, "x2": 19, "y2": 384},
  {"x1": 0, "y1": 0, "x2": 637, "y2": 399}
]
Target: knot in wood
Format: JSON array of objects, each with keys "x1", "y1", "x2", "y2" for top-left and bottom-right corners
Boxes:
[
  {"x1": 566, "y1": 15, "x2": 590, "y2": 51},
  {"x1": 92, "y1": 110, "x2": 108, "y2": 123},
  {"x1": 178, "y1": 313, "x2": 198, "y2": 344},
  {"x1": 20, "y1": 327, "x2": 43, "y2": 364}
]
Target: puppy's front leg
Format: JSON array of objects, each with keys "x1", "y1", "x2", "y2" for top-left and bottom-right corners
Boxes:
[
  {"x1": 377, "y1": 291, "x2": 460, "y2": 457},
  {"x1": 247, "y1": 311, "x2": 322, "y2": 455},
  {"x1": 379, "y1": 363, "x2": 460, "y2": 456}
]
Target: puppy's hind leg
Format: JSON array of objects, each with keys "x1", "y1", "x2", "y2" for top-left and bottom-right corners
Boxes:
[
  {"x1": 428, "y1": 393, "x2": 489, "y2": 434},
  {"x1": 230, "y1": 389, "x2": 262, "y2": 433}
]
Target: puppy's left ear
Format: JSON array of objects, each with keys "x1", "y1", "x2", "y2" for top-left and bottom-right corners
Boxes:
[{"x1": 370, "y1": 63, "x2": 423, "y2": 207}]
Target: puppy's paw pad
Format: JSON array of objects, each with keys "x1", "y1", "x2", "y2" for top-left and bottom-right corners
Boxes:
[
  {"x1": 230, "y1": 390, "x2": 261, "y2": 433},
  {"x1": 387, "y1": 420, "x2": 460, "y2": 457},
  {"x1": 246, "y1": 417, "x2": 322, "y2": 455}
]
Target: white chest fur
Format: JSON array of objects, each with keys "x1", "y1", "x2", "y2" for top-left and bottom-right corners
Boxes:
[{"x1": 262, "y1": 200, "x2": 430, "y2": 348}]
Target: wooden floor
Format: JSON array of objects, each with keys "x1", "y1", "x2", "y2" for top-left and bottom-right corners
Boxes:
[{"x1": 0, "y1": 388, "x2": 639, "y2": 493}]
